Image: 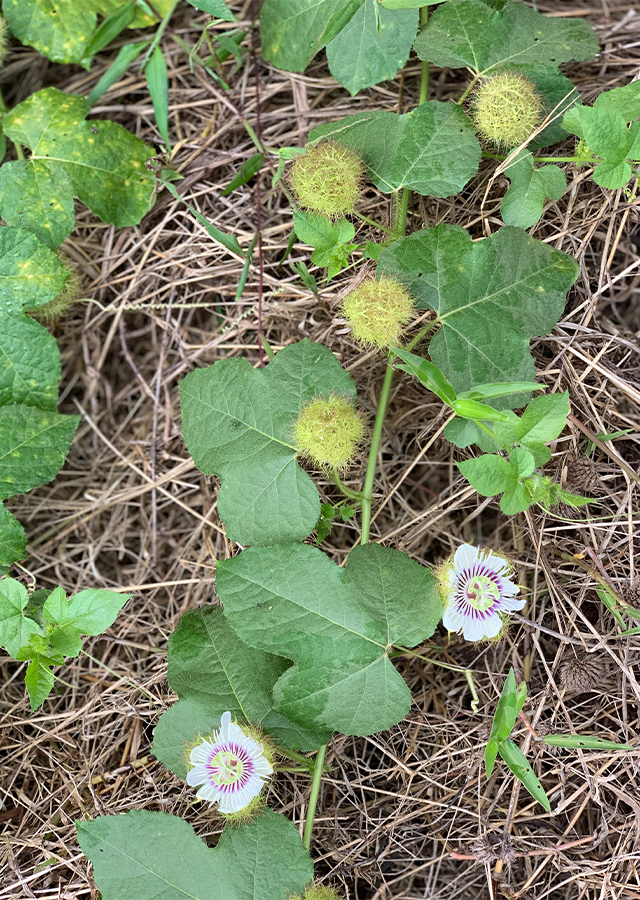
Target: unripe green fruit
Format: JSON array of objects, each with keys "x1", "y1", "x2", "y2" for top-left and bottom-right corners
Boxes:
[
  {"x1": 289, "y1": 885, "x2": 344, "y2": 900},
  {"x1": 294, "y1": 396, "x2": 363, "y2": 469},
  {"x1": 472, "y1": 72, "x2": 544, "y2": 150},
  {"x1": 27, "y1": 254, "x2": 82, "y2": 325},
  {"x1": 342, "y1": 277, "x2": 413, "y2": 349},
  {"x1": 289, "y1": 141, "x2": 364, "y2": 217}
]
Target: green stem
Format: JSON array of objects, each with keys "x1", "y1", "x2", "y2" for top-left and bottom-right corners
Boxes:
[
  {"x1": 393, "y1": 645, "x2": 480, "y2": 712},
  {"x1": 419, "y1": 7, "x2": 429, "y2": 106},
  {"x1": 302, "y1": 744, "x2": 327, "y2": 850},
  {"x1": 404, "y1": 322, "x2": 435, "y2": 352},
  {"x1": 457, "y1": 73, "x2": 480, "y2": 106},
  {"x1": 392, "y1": 188, "x2": 410, "y2": 239},
  {"x1": 353, "y1": 210, "x2": 393, "y2": 235},
  {"x1": 483, "y1": 152, "x2": 600, "y2": 165},
  {"x1": 329, "y1": 469, "x2": 364, "y2": 501},
  {"x1": 360, "y1": 360, "x2": 394, "y2": 545}
]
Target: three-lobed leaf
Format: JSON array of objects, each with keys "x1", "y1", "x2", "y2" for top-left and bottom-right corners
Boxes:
[
  {"x1": 153, "y1": 606, "x2": 329, "y2": 778},
  {"x1": 493, "y1": 391, "x2": 569, "y2": 465},
  {"x1": 0, "y1": 88, "x2": 156, "y2": 249},
  {"x1": 293, "y1": 210, "x2": 357, "y2": 279},
  {"x1": 0, "y1": 577, "x2": 41, "y2": 656},
  {"x1": 217, "y1": 542, "x2": 442, "y2": 736},
  {"x1": 378, "y1": 225, "x2": 579, "y2": 402},
  {"x1": 413, "y1": 0, "x2": 598, "y2": 75},
  {"x1": 310, "y1": 101, "x2": 481, "y2": 197},
  {"x1": 326, "y1": 0, "x2": 418, "y2": 96},
  {"x1": 180, "y1": 339, "x2": 357, "y2": 547},
  {"x1": 77, "y1": 807, "x2": 313, "y2": 900},
  {"x1": 562, "y1": 104, "x2": 640, "y2": 190},
  {"x1": 501, "y1": 151, "x2": 566, "y2": 229},
  {"x1": 43, "y1": 586, "x2": 129, "y2": 636}
]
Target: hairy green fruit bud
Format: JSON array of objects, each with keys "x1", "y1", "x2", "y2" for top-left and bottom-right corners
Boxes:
[
  {"x1": 294, "y1": 396, "x2": 363, "y2": 469},
  {"x1": 0, "y1": 18, "x2": 8, "y2": 67},
  {"x1": 472, "y1": 72, "x2": 544, "y2": 150},
  {"x1": 342, "y1": 277, "x2": 413, "y2": 349},
  {"x1": 289, "y1": 885, "x2": 345, "y2": 900},
  {"x1": 575, "y1": 138, "x2": 594, "y2": 162},
  {"x1": 27, "y1": 254, "x2": 83, "y2": 325},
  {"x1": 289, "y1": 141, "x2": 364, "y2": 217}
]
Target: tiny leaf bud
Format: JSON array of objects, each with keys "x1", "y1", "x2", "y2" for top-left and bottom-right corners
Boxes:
[
  {"x1": 342, "y1": 277, "x2": 413, "y2": 349},
  {"x1": 472, "y1": 72, "x2": 544, "y2": 150},
  {"x1": 289, "y1": 141, "x2": 364, "y2": 217},
  {"x1": 294, "y1": 396, "x2": 363, "y2": 469}
]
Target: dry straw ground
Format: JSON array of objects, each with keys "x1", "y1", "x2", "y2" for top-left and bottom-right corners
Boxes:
[{"x1": 1, "y1": 1, "x2": 640, "y2": 898}]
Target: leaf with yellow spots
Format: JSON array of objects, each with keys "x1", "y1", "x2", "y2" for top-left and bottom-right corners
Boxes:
[
  {"x1": 0, "y1": 88, "x2": 156, "y2": 249},
  {"x1": 0, "y1": 505, "x2": 26, "y2": 574},
  {"x1": 378, "y1": 225, "x2": 579, "y2": 405}
]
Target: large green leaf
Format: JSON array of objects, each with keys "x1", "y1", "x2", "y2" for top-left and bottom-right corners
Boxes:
[
  {"x1": 0, "y1": 505, "x2": 26, "y2": 574},
  {"x1": 153, "y1": 606, "x2": 329, "y2": 778},
  {"x1": 413, "y1": 0, "x2": 598, "y2": 74},
  {"x1": 310, "y1": 101, "x2": 481, "y2": 196},
  {"x1": 217, "y1": 542, "x2": 442, "y2": 736},
  {"x1": 180, "y1": 339, "x2": 357, "y2": 547},
  {"x1": 0, "y1": 577, "x2": 41, "y2": 656},
  {"x1": 378, "y1": 224, "x2": 579, "y2": 400},
  {"x1": 0, "y1": 227, "x2": 68, "y2": 409},
  {"x1": 0, "y1": 405, "x2": 79, "y2": 501},
  {"x1": 326, "y1": 0, "x2": 418, "y2": 95},
  {"x1": 260, "y1": 0, "x2": 364, "y2": 72},
  {"x1": 0, "y1": 88, "x2": 155, "y2": 249},
  {"x1": 77, "y1": 808, "x2": 313, "y2": 900}
]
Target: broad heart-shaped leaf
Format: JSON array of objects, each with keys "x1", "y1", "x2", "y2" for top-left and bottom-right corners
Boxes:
[
  {"x1": 0, "y1": 405, "x2": 79, "y2": 501},
  {"x1": 43, "y1": 587, "x2": 129, "y2": 635},
  {"x1": 594, "y1": 81, "x2": 640, "y2": 124},
  {"x1": 77, "y1": 807, "x2": 313, "y2": 900},
  {"x1": 501, "y1": 151, "x2": 566, "y2": 229},
  {"x1": 0, "y1": 577, "x2": 41, "y2": 656},
  {"x1": 413, "y1": 0, "x2": 598, "y2": 75},
  {"x1": 180, "y1": 339, "x2": 356, "y2": 547},
  {"x1": 260, "y1": 0, "x2": 364, "y2": 73},
  {"x1": 0, "y1": 227, "x2": 69, "y2": 409},
  {"x1": 0, "y1": 88, "x2": 156, "y2": 249},
  {"x1": 217, "y1": 542, "x2": 442, "y2": 736},
  {"x1": 153, "y1": 606, "x2": 329, "y2": 778},
  {"x1": 310, "y1": 101, "x2": 481, "y2": 197},
  {"x1": 326, "y1": 0, "x2": 418, "y2": 96},
  {"x1": 377, "y1": 225, "x2": 579, "y2": 403},
  {"x1": 0, "y1": 505, "x2": 26, "y2": 574}
]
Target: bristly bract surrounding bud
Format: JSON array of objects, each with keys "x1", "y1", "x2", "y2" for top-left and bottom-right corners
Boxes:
[
  {"x1": 27, "y1": 254, "x2": 82, "y2": 325},
  {"x1": 294, "y1": 396, "x2": 363, "y2": 469},
  {"x1": 472, "y1": 72, "x2": 544, "y2": 150},
  {"x1": 342, "y1": 277, "x2": 413, "y2": 349},
  {"x1": 289, "y1": 141, "x2": 364, "y2": 217},
  {"x1": 289, "y1": 884, "x2": 345, "y2": 900},
  {"x1": 0, "y1": 18, "x2": 8, "y2": 67}
]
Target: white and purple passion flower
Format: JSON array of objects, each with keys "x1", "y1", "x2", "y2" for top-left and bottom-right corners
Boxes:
[
  {"x1": 186, "y1": 711, "x2": 273, "y2": 814},
  {"x1": 439, "y1": 544, "x2": 524, "y2": 641}
]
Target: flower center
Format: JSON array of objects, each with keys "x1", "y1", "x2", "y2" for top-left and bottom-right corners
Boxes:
[
  {"x1": 466, "y1": 575, "x2": 500, "y2": 611},
  {"x1": 210, "y1": 749, "x2": 244, "y2": 785}
]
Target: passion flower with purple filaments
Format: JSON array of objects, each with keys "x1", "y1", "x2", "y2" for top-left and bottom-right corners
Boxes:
[
  {"x1": 439, "y1": 544, "x2": 524, "y2": 641},
  {"x1": 186, "y1": 711, "x2": 273, "y2": 814}
]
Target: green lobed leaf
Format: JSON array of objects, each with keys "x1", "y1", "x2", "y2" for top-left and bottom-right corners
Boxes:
[
  {"x1": 498, "y1": 738, "x2": 551, "y2": 811},
  {"x1": 458, "y1": 449, "x2": 535, "y2": 514},
  {"x1": 378, "y1": 225, "x2": 579, "y2": 402},
  {"x1": 0, "y1": 405, "x2": 79, "y2": 501},
  {"x1": 501, "y1": 151, "x2": 566, "y2": 229},
  {"x1": 217, "y1": 542, "x2": 442, "y2": 736},
  {"x1": 0, "y1": 88, "x2": 156, "y2": 249},
  {"x1": 542, "y1": 734, "x2": 633, "y2": 751},
  {"x1": 0, "y1": 577, "x2": 41, "y2": 656},
  {"x1": 260, "y1": 0, "x2": 364, "y2": 73},
  {"x1": 594, "y1": 81, "x2": 640, "y2": 123},
  {"x1": 24, "y1": 656, "x2": 56, "y2": 710},
  {"x1": 326, "y1": 0, "x2": 418, "y2": 96},
  {"x1": 153, "y1": 606, "x2": 329, "y2": 778},
  {"x1": 186, "y1": 0, "x2": 236, "y2": 20},
  {"x1": 293, "y1": 209, "x2": 356, "y2": 274},
  {"x1": 77, "y1": 807, "x2": 313, "y2": 900},
  {"x1": 0, "y1": 505, "x2": 27, "y2": 574},
  {"x1": 562, "y1": 104, "x2": 640, "y2": 189},
  {"x1": 310, "y1": 101, "x2": 480, "y2": 196},
  {"x1": 180, "y1": 339, "x2": 356, "y2": 547},
  {"x1": 413, "y1": 0, "x2": 598, "y2": 75},
  {"x1": 43, "y1": 587, "x2": 129, "y2": 635},
  {"x1": 444, "y1": 417, "x2": 503, "y2": 453}
]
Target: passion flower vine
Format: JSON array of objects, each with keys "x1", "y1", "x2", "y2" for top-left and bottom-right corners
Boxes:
[
  {"x1": 186, "y1": 711, "x2": 274, "y2": 814},
  {"x1": 438, "y1": 544, "x2": 524, "y2": 641}
]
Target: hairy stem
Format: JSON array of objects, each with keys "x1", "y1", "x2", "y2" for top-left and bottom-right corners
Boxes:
[
  {"x1": 392, "y1": 188, "x2": 410, "y2": 239},
  {"x1": 353, "y1": 209, "x2": 393, "y2": 235},
  {"x1": 419, "y1": 7, "x2": 429, "y2": 106},
  {"x1": 360, "y1": 361, "x2": 395, "y2": 545},
  {"x1": 329, "y1": 469, "x2": 364, "y2": 501},
  {"x1": 457, "y1": 73, "x2": 480, "y2": 106},
  {"x1": 302, "y1": 744, "x2": 327, "y2": 850}
]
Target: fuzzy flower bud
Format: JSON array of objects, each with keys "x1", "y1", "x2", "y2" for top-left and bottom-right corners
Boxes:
[
  {"x1": 289, "y1": 885, "x2": 345, "y2": 900},
  {"x1": 342, "y1": 277, "x2": 413, "y2": 349},
  {"x1": 294, "y1": 396, "x2": 363, "y2": 469},
  {"x1": 289, "y1": 141, "x2": 364, "y2": 217},
  {"x1": 27, "y1": 254, "x2": 82, "y2": 325},
  {"x1": 472, "y1": 72, "x2": 544, "y2": 150}
]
